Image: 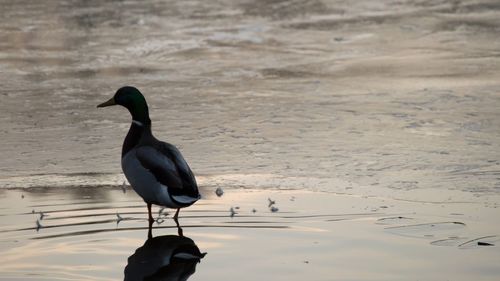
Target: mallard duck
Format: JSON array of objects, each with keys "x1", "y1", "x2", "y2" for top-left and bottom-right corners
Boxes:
[{"x1": 98, "y1": 86, "x2": 200, "y2": 228}]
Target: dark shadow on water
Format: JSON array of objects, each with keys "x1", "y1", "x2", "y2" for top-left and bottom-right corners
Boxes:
[{"x1": 124, "y1": 234, "x2": 206, "y2": 281}]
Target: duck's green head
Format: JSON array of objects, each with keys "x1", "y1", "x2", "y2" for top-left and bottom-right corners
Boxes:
[{"x1": 98, "y1": 86, "x2": 151, "y2": 125}]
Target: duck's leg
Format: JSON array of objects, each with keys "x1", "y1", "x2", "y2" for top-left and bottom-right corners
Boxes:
[
  {"x1": 147, "y1": 203, "x2": 154, "y2": 224},
  {"x1": 176, "y1": 223, "x2": 183, "y2": 237},
  {"x1": 173, "y1": 208, "x2": 180, "y2": 221},
  {"x1": 173, "y1": 208, "x2": 183, "y2": 237},
  {"x1": 147, "y1": 219, "x2": 153, "y2": 239}
]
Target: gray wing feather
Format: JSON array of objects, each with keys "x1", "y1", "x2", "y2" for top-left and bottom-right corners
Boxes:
[
  {"x1": 135, "y1": 146, "x2": 183, "y2": 190},
  {"x1": 158, "y1": 143, "x2": 198, "y2": 193}
]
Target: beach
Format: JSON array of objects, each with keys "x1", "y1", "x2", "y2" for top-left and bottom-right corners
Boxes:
[{"x1": 1, "y1": 0, "x2": 500, "y2": 280}]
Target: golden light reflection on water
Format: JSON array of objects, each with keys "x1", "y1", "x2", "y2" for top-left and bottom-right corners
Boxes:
[
  {"x1": 0, "y1": 187, "x2": 499, "y2": 280},
  {"x1": 1, "y1": 0, "x2": 499, "y2": 279}
]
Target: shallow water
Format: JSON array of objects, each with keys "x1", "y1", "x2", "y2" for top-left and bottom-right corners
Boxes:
[
  {"x1": 1, "y1": 187, "x2": 500, "y2": 280},
  {"x1": 1, "y1": 0, "x2": 499, "y2": 201},
  {"x1": 1, "y1": 1, "x2": 500, "y2": 279}
]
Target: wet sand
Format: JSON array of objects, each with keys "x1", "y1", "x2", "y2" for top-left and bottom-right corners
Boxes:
[{"x1": 0, "y1": 186, "x2": 499, "y2": 281}]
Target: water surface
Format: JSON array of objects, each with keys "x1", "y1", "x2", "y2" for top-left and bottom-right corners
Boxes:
[
  {"x1": 1, "y1": 1, "x2": 500, "y2": 279},
  {"x1": 0, "y1": 0, "x2": 499, "y2": 201},
  {"x1": 1, "y1": 187, "x2": 499, "y2": 280}
]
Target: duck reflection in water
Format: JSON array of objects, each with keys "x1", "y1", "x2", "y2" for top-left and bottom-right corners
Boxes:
[{"x1": 124, "y1": 232, "x2": 206, "y2": 281}]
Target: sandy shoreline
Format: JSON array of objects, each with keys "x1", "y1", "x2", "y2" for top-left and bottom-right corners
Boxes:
[{"x1": 0, "y1": 186, "x2": 498, "y2": 281}]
